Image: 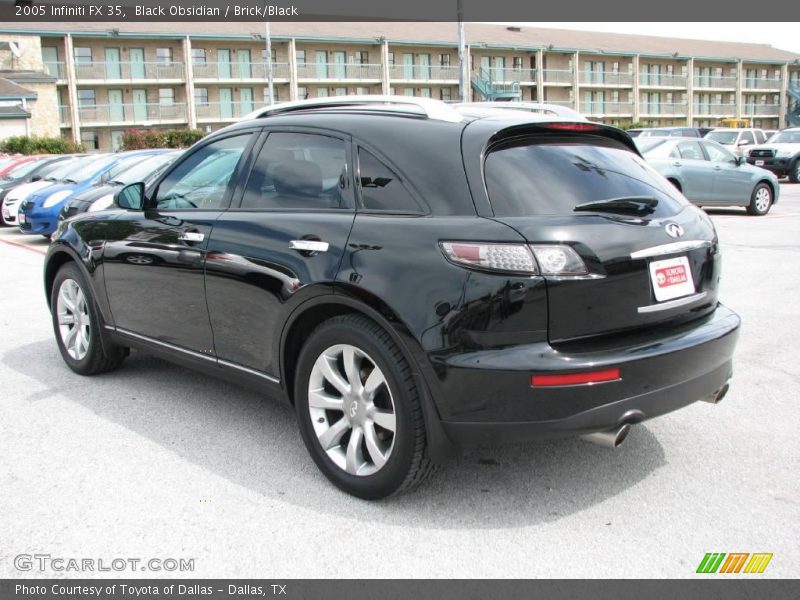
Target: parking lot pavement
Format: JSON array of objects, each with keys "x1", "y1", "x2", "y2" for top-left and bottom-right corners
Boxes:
[{"x1": 1, "y1": 187, "x2": 798, "y2": 579}]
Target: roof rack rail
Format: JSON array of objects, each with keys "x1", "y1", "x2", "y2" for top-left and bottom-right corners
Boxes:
[
  {"x1": 455, "y1": 101, "x2": 587, "y2": 120},
  {"x1": 243, "y1": 95, "x2": 464, "y2": 123}
]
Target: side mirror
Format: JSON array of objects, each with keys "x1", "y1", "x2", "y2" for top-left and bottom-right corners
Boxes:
[
  {"x1": 31, "y1": 175, "x2": 42, "y2": 182},
  {"x1": 116, "y1": 182, "x2": 145, "y2": 210},
  {"x1": 737, "y1": 139, "x2": 751, "y2": 146},
  {"x1": 735, "y1": 156, "x2": 745, "y2": 166}
]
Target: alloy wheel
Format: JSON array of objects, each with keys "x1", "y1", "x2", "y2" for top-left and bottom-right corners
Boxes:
[
  {"x1": 56, "y1": 278, "x2": 91, "y2": 360},
  {"x1": 307, "y1": 344, "x2": 396, "y2": 476},
  {"x1": 754, "y1": 187, "x2": 771, "y2": 213}
]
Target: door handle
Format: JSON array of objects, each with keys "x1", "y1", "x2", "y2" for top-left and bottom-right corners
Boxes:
[
  {"x1": 179, "y1": 231, "x2": 205, "y2": 243},
  {"x1": 672, "y1": 161, "x2": 683, "y2": 167},
  {"x1": 713, "y1": 166, "x2": 722, "y2": 171},
  {"x1": 290, "y1": 240, "x2": 329, "y2": 253}
]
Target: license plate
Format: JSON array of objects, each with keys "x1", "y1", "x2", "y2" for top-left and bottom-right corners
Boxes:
[
  {"x1": 18, "y1": 213, "x2": 25, "y2": 224},
  {"x1": 755, "y1": 160, "x2": 765, "y2": 166},
  {"x1": 649, "y1": 256, "x2": 695, "y2": 302}
]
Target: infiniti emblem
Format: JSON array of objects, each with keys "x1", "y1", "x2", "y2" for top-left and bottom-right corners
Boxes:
[
  {"x1": 665, "y1": 222, "x2": 684, "y2": 238},
  {"x1": 349, "y1": 402, "x2": 359, "y2": 418}
]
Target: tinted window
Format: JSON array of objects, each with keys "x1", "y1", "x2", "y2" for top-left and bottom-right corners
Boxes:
[
  {"x1": 357, "y1": 149, "x2": 420, "y2": 213},
  {"x1": 706, "y1": 130, "x2": 738, "y2": 145},
  {"x1": 484, "y1": 136, "x2": 688, "y2": 217},
  {"x1": 241, "y1": 132, "x2": 347, "y2": 210},
  {"x1": 156, "y1": 134, "x2": 251, "y2": 209},
  {"x1": 677, "y1": 141, "x2": 705, "y2": 160},
  {"x1": 741, "y1": 131, "x2": 755, "y2": 144},
  {"x1": 703, "y1": 141, "x2": 735, "y2": 163}
]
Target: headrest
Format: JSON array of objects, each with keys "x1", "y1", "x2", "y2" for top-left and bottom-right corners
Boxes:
[{"x1": 270, "y1": 160, "x2": 322, "y2": 197}]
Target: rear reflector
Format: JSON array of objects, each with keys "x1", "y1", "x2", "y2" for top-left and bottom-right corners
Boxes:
[
  {"x1": 531, "y1": 368, "x2": 621, "y2": 387},
  {"x1": 540, "y1": 122, "x2": 601, "y2": 132}
]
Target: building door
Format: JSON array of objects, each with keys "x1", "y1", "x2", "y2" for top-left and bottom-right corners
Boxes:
[
  {"x1": 315, "y1": 51, "x2": 328, "y2": 78},
  {"x1": 403, "y1": 54, "x2": 415, "y2": 79},
  {"x1": 493, "y1": 56, "x2": 505, "y2": 80},
  {"x1": 130, "y1": 48, "x2": 146, "y2": 79},
  {"x1": 333, "y1": 51, "x2": 346, "y2": 79},
  {"x1": 105, "y1": 48, "x2": 122, "y2": 80},
  {"x1": 132, "y1": 89, "x2": 148, "y2": 121},
  {"x1": 108, "y1": 89, "x2": 125, "y2": 122},
  {"x1": 111, "y1": 130, "x2": 124, "y2": 151},
  {"x1": 218, "y1": 49, "x2": 232, "y2": 79},
  {"x1": 418, "y1": 54, "x2": 431, "y2": 80},
  {"x1": 219, "y1": 88, "x2": 233, "y2": 119},
  {"x1": 239, "y1": 88, "x2": 253, "y2": 115},
  {"x1": 42, "y1": 47, "x2": 59, "y2": 78},
  {"x1": 237, "y1": 49, "x2": 251, "y2": 78}
]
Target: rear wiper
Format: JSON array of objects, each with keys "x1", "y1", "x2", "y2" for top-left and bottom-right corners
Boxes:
[{"x1": 574, "y1": 196, "x2": 658, "y2": 215}]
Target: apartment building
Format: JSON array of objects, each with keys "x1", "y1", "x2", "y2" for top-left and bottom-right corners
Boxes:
[{"x1": 1, "y1": 22, "x2": 799, "y2": 151}]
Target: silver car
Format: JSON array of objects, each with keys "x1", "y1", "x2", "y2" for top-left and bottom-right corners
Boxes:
[{"x1": 636, "y1": 136, "x2": 780, "y2": 216}]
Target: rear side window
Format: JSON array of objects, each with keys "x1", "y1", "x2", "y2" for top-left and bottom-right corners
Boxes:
[
  {"x1": 677, "y1": 141, "x2": 705, "y2": 160},
  {"x1": 484, "y1": 135, "x2": 688, "y2": 217},
  {"x1": 241, "y1": 132, "x2": 347, "y2": 210},
  {"x1": 357, "y1": 149, "x2": 421, "y2": 213}
]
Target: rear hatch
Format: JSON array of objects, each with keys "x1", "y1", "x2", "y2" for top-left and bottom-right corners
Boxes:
[{"x1": 480, "y1": 125, "x2": 719, "y2": 343}]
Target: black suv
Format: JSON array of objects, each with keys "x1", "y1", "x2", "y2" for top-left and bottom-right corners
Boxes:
[{"x1": 44, "y1": 97, "x2": 740, "y2": 499}]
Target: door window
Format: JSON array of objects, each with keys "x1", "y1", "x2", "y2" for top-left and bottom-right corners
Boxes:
[
  {"x1": 241, "y1": 132, "x2": 348, "y2": 210},
  {"x1": 155, "y1": 134, "x2": 252, "y2": 210},
  {"x1": 702, "y1": 141, "x2": 736, "y2": 163}
]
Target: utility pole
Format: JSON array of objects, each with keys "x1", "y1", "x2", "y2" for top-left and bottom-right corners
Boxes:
[
  {"x1": 264, "y1": 7, "x2": 274, "y2": 105},
  {"x1": 458, "y1": 0, "x2": 468, "y2": 102}
]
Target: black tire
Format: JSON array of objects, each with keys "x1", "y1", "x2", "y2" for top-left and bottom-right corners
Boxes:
[
  {"x1": 789, "y1": 160, "x2": 800, "y2": 184},
  {"x1": 294, "y1": 314, "x2": 436, "y2": 499},
  {"x1": 746, "y1": 182, "x2": 773, "y2": 216},
  {"x1": 50, "y1": 262, "x2": 127, "y2": 375}
]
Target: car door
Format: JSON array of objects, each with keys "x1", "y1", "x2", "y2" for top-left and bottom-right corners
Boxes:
[
  {"x1": 204, "y1": 128, "x2": 356, "y2": 379},
  {"x1": 102, "y1": 130, "x2": 258, "y2": 354},
  {"x1": 703, "y1": 140, "x2": 753, "y2": 205},
  {"x1": 672, "y1": 140, "x2": 711, "y2": 204}
]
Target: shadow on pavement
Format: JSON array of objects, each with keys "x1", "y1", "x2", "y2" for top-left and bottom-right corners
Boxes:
[{"x1": 5, "y1": 340, "x2": 666, "y2": 529}]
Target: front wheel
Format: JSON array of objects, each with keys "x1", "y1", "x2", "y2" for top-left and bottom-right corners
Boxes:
[
  {"x1": 294, "y1": 314, "x2": 436, "y2": 499},
  {"x1": 747, "y1": 183, "x2": 773, "y2": 216},
  {"x1": 51, "y1": 262, "x2": 127, "y2": 375}
]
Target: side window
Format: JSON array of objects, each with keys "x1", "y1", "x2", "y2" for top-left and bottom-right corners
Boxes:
[
  {"x1": 155, "y1": 134, "x2": 251, "y2": 209},
  {"x1": 241, "y1": 132, "x2": 347, "y2": 209},
  {"x1": 741, "y1": 131, "x2": 755, "y2": 144},
  {"x1": 677, "y1": 141, "x2": 705, "y2": 160},
  {"x1": 357, "y1": 149, "x2": 421, "y2": 213},
  {"x1": 755, "y1": 131, "x2": 766, "y2": 144},
  {"x1": 703, "y1": 142, "x2": 735, "y2": 163}
]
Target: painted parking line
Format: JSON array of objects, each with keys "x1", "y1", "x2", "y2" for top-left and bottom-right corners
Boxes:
[{"x1": 0, "y1": 237, "x2": 47, "y2": 256}]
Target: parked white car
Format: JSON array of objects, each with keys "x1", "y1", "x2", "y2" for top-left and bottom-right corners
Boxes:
[{"x1": 704, "y1": 128, "x2": 768, "y2": 157}]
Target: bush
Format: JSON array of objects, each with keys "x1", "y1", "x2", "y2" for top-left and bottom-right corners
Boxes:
[
  {"x1": 0, "y1": 135, "x2": 84, "y2": 154},
  {"x1": 121, "y1": 128, "x2": 205, "y2": 151}
]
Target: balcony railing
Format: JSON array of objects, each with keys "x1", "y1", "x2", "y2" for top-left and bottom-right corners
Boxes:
[
  {"x1": 387, "y1": 64, "x2": 460, "y2": 81},
  {"x1": 77, "y1": 102, "x2": 187, "y2": 125},
  {"x1": 193, "y1": 61, "x2": 290, "y2": 81},
  {"x1": 639, "y1": 103, "x2": 688, "y2": 116},
  {"x1": 195, "y1": 101, "x2": 269, "y2": 121},
  {"x1": 579, "y1": 71, "x2": 633, "y2": 86},
  {"x1": 741, "y1": 104, "x2": 781, "y2": 116},
  {"x1": 470, "y1": 67, "x2": 535, "y2": 83},
  {"x1": 742, "y1": 78, "x2": 782, "y2": 90},
  {"x1": 638, "y1": 73, "x2": 688, "y2": 87},
  {"x1": 74, "y1": 61, "x2": 184, "y2": 82},
  {"x1": 693, "y1": 103, "x2": 737, "y2": 116},
  {"x1": 58, "y1": 105, "x2": 70, "y2": 126},
  {"x1": 297, "y1": 62, "x2": 383, "y2": 80},
  {"x1": 693, "y1": 76, "x2": 737, "y2": 89},
  {"x1": 543, "y1": 69, "x2": 573, "y2": 84},
  {"x1": 542, "y1": 99, "x2": 574, "y2": 107},
  {"x1": 44, "y1": 61, "x2": 66, "y2": 80},
  {"x1": 580, "y1": 101, "x2": 634, "y2": 115}
]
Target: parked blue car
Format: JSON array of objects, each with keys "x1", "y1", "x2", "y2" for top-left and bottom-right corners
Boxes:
[{"x1": 18, "y1": 150, "x2": 166, "y2": 237}]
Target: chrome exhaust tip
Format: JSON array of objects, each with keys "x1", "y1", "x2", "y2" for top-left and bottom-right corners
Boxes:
[
  {"x1": 580, "y1": 423, "x2": 631, "y2": 449},
  {"x1": 702, "y1": 381, "x2": 730, "y2": 404}
]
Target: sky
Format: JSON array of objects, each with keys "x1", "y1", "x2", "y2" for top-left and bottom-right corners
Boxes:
[{"x1": 507, "y1": 23, "x2": 800, "y2": 55}]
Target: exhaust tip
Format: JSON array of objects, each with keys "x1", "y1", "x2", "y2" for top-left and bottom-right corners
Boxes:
[
  {"x1": 702, "y1": 381, "x2": 731, "y2": 404},
  {"x1": 580, "y1": 423, "x2": 631, "y2": 449}
]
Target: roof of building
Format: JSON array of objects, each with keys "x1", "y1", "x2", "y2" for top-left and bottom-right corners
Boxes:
[
  {"x1": 0, "y1": 69, "x2": 57, "y2": 84},
  {"x1": 0, "y1": 104, "x2": 31, "y2": 119},
  {"x1": 2, "y1": 21, "x2": 799, "y2": 63},
  {"x1": 0, "y1": 76, "x2": 37, "y2": 100}
]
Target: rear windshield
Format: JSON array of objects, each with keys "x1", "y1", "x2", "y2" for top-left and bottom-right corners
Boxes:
[
  {"x1": 705, "y1": 131, "x2": 738, "y2": 145},
  {"x1": 770, "y1": 131, "x2": 800, "y2": 144},
  {"x1": 484, "y1": 135, "x2": 689, "y2": 217}
]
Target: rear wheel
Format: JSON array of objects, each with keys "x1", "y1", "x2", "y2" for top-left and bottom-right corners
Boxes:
[
  {"x1": 51, "y1": 262, "x2": 127, "y2": 375},
  {"x1": 790, "y1": 160, "x2": 800, "y2": 184},
  {"x1": 294, "y1": 314, "x2": 436, "y2": 499},
  {"x1": 747, "y1": 183, "x2": 773, "y2": 216}
]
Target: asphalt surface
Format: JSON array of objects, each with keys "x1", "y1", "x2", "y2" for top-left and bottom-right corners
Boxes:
[{"x1": 1, "y1": 188, "x2": 798, "y2": 579}]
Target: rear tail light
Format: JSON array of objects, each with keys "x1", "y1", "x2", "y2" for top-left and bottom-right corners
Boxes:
[{"x1": 440, "y1": 242, "x2": 588, "y2": 276}]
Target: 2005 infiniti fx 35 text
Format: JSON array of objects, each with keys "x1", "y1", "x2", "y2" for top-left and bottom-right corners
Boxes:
[{"x1": 44, "y1": 96, "x2": 740, "y2": 499}]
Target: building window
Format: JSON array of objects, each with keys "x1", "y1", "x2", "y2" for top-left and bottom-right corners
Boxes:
[
  {"x1": 156, "y1": 48, "x2": 173, "y2": 64},
  {"x1": 77, "y1": 89, "x2": 96, "y2": 107},
  {"x1": 194, "y1": 87, "x2": 209, "y2": 106},
  {"x1": 73, "y1": 47, "x2": 92, "y2": 64},
  {"x1": 419, "y1": 87, "x2": 432, "y2": 98},
  {"x1": 513, "y1": 56, "x2": 523, "y2": 70},
  {"x1": 192, "y1": 49, "x2": 207, "y2": 64},
  {"x1": 297, "y1": 86, "x2": 308, "y2": 99},
  {"x1": 295, "y1": 50, "x2": 306, "y2": 65},
  {"x1": 403, "y1": 88, "x2": 414, "y2": 97},
  {"x1": 387, "y1": 52, "x2": 394, "y2": 65},
  {"x1": 356, "y1": 51, "x2": 369, "y2": 64},
  {"x1": 334, "y1": 87, "x2": 347, "y2": 96},
  {"x1": 440, "y1": 54, "x2": 450, "y2": 67},
  {"x1": 158, "y1": 88, "x2": 175, "y2": 105},
  {"x1": 440, "y1": 87, "x2": 452, "y2": 101},
  {"x1": 355, "y1": 87, "x2": 370, "y2": 95},
  {"x1": 611, "y1": 61, "x2": 619, "y2": 74},
  {"x1": 262, "y1": 49, "x2": 277, "y2": 63},
  {"x1": 81, "y1": 131, "x2": 99, "y2": 150}
]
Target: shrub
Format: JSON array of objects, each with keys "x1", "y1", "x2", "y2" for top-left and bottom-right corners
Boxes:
[
  {"x1": 0, "y1": 135, "x2": 84, "y2": 154},
  {"x1": 121, "y1": 128, "x2": 206, "y2": 151}
]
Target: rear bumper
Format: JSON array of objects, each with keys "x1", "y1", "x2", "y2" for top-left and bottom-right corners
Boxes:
[{"x1": 433, "y1": 304, "x2": 740, "y2": 447}]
